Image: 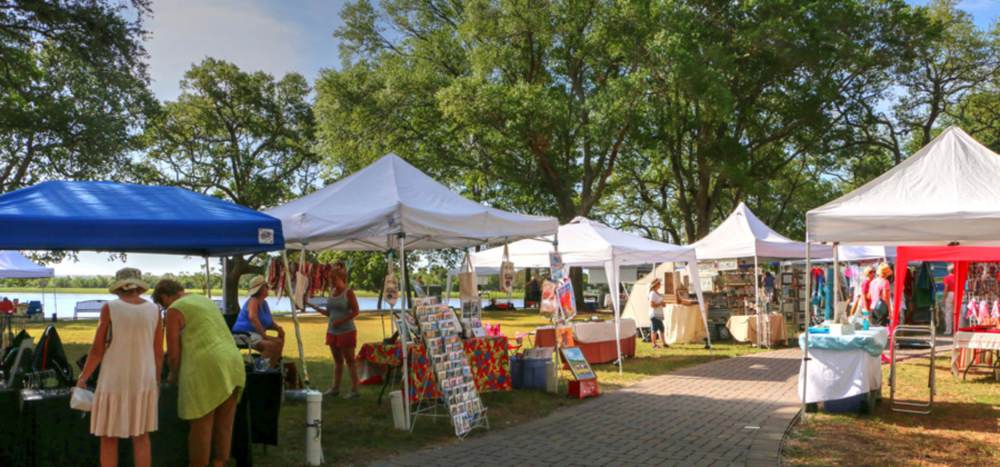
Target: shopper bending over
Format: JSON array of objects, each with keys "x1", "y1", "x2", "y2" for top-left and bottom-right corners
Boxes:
[
  {"x1": 307, "y1": 262, "x2": 360, "y2": 397},
  {"x1": 153, "y1": 279, "x2": 246, "y2": 467},
  {"x1": 78, "y1": 268, "x2": 162, "y2": 467},
  {"x1": 648, "y1": 278, "x2": 669, "y2": 349},
  {"x1": 231, "y1": 275, "x2": 284, "y2": 368}
]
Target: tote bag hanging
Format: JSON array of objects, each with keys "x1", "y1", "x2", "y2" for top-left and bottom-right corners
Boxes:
[
  {"x1": 458, "y1": 252, "x2": 479, "y2": 302},
  {"x1": 500, "y1": 243, "x2": 515, "y2": 294},
  {"x1": 383, "y1": 264, "x2": 400, "y2": 307}
]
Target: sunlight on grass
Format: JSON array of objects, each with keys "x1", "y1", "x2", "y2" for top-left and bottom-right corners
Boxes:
[
  {"x1": 28, "y1": 309, "x2": 764, "y2": 466},
  {"x1": 782, "y1": 357, "x2": 1000, "y2": 466}
]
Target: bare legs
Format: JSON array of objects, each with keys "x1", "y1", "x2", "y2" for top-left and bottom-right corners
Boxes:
[
  {"x1": 100, "y1": 434, "x2": 150, "y2": 467},
  {"x1": 255, "y1": 335, "x2": 284, "y2": 368},
  {"x1": 328, "y1": 345, "x2": 360, "y2": 394},
  {"x1": 188, "y1": 390, "x2": 239, "y2": 467}
]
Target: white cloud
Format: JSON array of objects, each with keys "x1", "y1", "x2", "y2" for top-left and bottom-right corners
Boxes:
[{"x1": 146, "y1": 0, "x2": 314, "y2": 100}]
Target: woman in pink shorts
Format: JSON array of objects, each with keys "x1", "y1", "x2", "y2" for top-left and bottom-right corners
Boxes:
[{"x1": 310, "y1": 262, "x2": 360, "y2": 398}]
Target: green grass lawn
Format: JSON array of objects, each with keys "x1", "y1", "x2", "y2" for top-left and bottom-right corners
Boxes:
[
  {"x1": 28, "y1": 309, "x2": 762, "y2": 466},
  {"x1": 782, "y1": 357, "x2": 1000, "y2": 466}
]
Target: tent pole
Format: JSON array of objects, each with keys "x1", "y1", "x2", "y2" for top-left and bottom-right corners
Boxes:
[
  {"x1": 282, "y1": 249, "x2": 310, "y2": 388},
  {"x1": 833, "y1": 243, "x2": 841, "y2": 323},
  {"x1": 612, "y1": 256, "x2": 622, "y2": 374},
  {"x1": 205, "y1": 256, "x2": 211, "y2": 299},
  {"x1": 802, "y1": 236, "x2": 812, "y2": 422},
  {"x1": 221, "y1": 257, "x2": 228, "y2": 313},
  {"x1": 754, "y1": 255, "x2": 761, "y2": 347},
  {"x1": 398, "y1": 234, "x2": 410, "y2": 429}
]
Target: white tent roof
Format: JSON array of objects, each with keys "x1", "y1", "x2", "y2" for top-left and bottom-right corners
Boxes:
[
  {"x1": 0, "y1": 251, "x2": 53, "y2": 279},
  {"x1": 808, "y1": 127, "x2": 1000, "y2": 245},
  {"x1": 266, "y1": 154, "x2": 558, "y2": 250},
  {"x1": 470, "y1": 217, "x2": 698, "y2": 269},
  {"x1": 692, "y1": 202, "x2": 829, "y2": 260}
]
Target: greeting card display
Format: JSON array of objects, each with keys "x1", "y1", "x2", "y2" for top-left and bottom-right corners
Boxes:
[
  {"x1": 460, "y1": 301, "x2": 485, "y2": 338},
  {"x1": 415, "y1": 305, "x2": 487, "y2": 437}
]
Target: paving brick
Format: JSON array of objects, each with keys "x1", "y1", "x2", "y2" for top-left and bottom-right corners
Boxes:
[{"x1": 373, "y1": 348, "x2": 802, "y2": 467}]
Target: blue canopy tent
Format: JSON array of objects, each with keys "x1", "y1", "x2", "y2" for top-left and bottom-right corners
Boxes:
[{"x1": 0, "y1": 181, "x2": 283, "y2": 255}]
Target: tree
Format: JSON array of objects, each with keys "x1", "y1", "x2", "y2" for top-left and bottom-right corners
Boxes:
[
  {"x1": 601, "y1": 0, "x2": 929, "y2": 243},
  {"x1": 948, "y1": 23, "x2": 1000, "y2": 153},
  {"x1": 318, "y1": 0, "x2": 652, "y2": 222},
  {"x1": 0, "y1": 0, "x2": 156, "y2": 193},
  {"x1": 141, "y1": 58, "x2": 319, "y2": 313}
]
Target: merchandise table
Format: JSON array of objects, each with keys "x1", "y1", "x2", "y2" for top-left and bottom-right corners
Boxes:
[
  {"x1": 357, "y1": 336, "x2": 511, "y2": 403},
  {"x1": 951, "y1": 331, "x2": 1000, "y2": 380},
  {"x1": 535, "y1": 320, "x2": 636, "y2": 364},
  {"x1": 0, "y1": 368, "x2": 280, "y2": 467},
  {"x1": 727, "y1": 313, "x2": 788, "y2": 345},
  {"x1": 797, "y1": 327, "x2": 888, "y2": 404},
  {"x1": 662, "y1": 304, "x2": 707, "y2": 345}
]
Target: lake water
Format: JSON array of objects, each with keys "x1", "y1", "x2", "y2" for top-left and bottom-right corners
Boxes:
[{"x1": 0, "y1": 291, "x2": 525, "y2": 319}]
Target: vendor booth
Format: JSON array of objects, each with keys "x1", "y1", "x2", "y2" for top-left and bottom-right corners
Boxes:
[
  {"x1": 471, "y1": 217, "x2": 710, "y2": 368},
  {"x1": 805, "y1": 126, "x2": 1000, "y2": 415},
  {"x1": 266, "y1": 154, "x2": 558, "y2": 433},
  {"x1": 691, "y1": 202, "x2": 829, "y2": 346},
  {"x1": 0, "y1": 180, "x2": 286, "y2": 466},
  {"x1": 622, "y1": 263, "x2": 706, "y2": 345},
  {"x1": 0, "y1": 251, "x2": 54, "y2": 279}
]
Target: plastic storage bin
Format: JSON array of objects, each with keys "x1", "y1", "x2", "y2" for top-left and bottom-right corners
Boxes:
[{"x1": 511, "y1": 356, "x2": 548, "y2": 390}]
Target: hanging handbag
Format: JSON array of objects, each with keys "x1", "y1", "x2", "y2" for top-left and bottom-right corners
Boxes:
[
  {"x1": 458, "y1": 252, "x2": 479, "y2": 302},
  {"x1": 383, "y1": 264, "x2": 400, "y2": 307},
  {"x1": 500, "y1": 243, "x2": 515, "y2": 294}
]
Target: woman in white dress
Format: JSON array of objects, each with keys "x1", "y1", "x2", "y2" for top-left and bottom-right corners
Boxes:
[{"x1": 77, "y1": 268, "x2": 163, "y2": 467}]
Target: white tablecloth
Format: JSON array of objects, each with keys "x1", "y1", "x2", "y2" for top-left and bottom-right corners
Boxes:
[
  {"x1": 953, "y1": 331, "x2": 1000, "y2": 350},
  {"x1": 798, "y1": 347, "x2": 882, "y2": 403},
  {"x1": 663, "y1": 304, "x2": 706, "y2": 345},
  {"x1": 572, "y1": 319, "x2": 636, "y2": 343},
  {"x1": 727, "y1": 313, "x2": 788, "y2": 345}
]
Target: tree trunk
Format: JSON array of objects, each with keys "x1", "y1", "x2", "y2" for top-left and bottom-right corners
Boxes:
[
  {"x1": 569, "y1": 266, "x2": 585, "y2": 314},
  {"x1": 224, "y1": 255, "x2": 263, "y2": 315}
]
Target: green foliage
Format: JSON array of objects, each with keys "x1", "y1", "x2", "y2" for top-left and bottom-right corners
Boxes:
[{"x1": 0, "y1": 0, "x2": 157, "y2": 193}]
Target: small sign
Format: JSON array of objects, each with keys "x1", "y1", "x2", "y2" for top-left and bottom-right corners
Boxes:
[
  {"x1": 258, "y1": 228, "x2": 275, "y2": 245},
  {"x1": 560, "y1": 347, "x2": 596, "y2": 381}
]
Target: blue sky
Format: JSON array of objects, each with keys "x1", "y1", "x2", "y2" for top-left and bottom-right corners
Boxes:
[{"x1": 54, "y1": 0, "x2": 999, "y2": 276}]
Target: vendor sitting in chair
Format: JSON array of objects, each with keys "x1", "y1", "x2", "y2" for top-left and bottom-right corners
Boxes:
[{"x1": 232, "y1": 275, "x2": 284, "y2": 369}]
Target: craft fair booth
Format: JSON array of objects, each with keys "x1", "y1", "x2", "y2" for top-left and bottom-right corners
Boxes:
[
  {"x1": 471, "y1": 217, "x2": 710, "y2": 368},
  {"x1": 266, "y1": 154, "x2": 558, "y2": 434},
  {"x1": 621, "y1": 263, "x2": 708, "y2": 345},
  {"x1": 0, "y1": 181, "x2": 286, "y2": 466},
  {"x1": 804, "y1": 127, "x2": 1000, "y2": 414},
  {"x1": 0, "y1": 250, "x2": 54, "y2": 333},
  {"x1": 692, "y1": 202, "x2": 830, "y2": 346}
]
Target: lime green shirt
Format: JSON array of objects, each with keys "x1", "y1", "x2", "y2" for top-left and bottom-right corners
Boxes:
[{"x1": 172, "y1": 294, "x2": 246, "y2": 420}]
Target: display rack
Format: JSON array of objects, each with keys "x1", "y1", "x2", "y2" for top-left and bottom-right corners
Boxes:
[
  {"x1": 710, "y1": 270, "x2": 757, "y2": 315},
  {"x1": 412, "y1": 304, "x2": 489, "y2": 438},
  {"x1": 780, "y1": 268, "x2": 807, "y2": 333}
]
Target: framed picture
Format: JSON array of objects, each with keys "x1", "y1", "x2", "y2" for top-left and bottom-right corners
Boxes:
[{"x1": 560, "y1": 347, "x2": 597, "y2": 381}]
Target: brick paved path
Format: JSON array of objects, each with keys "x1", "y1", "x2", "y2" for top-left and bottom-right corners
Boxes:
[{"x1": 376, "y1": 348, "x2": 802, "y2": 467}]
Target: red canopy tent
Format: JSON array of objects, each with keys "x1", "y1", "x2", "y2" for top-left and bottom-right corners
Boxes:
[{"x1": 892, "y1": 245, "x2": 1000, "y2": 333}]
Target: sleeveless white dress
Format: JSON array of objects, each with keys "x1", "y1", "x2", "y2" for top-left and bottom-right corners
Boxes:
[{"x1": 90, "y1": 299, "x2": 160, "y2": 438}]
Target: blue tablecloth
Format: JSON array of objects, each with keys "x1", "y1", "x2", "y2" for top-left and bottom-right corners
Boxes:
[{"x1": 798, "y1": 327, "x2": 889, "y2": 358}]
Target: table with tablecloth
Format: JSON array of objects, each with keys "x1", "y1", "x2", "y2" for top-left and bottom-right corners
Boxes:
[
  {"x1": 951, "y1": 331, "x2": 1000, "y2": 378},
  {"x1": 662, "y1": 304, "x2": 707, "y2": 344},
  {"x1": 727, "y1": 313, "x2": 788, "y2": 345},
  {"x1": 535, "y1": 319, "x2": 637, "y2": 364},
  {"x1": 797, "y1": 327, "x2": 888, "y2": 404},
  {"x1": 357, "y1": 336, "x2": 511, "y2": 403}
]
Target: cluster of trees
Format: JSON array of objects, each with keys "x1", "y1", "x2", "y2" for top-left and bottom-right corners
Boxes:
[
  {"x1": 1, "y1": 0, "x2": 997, "y2": 304},
  {"x1": 0, "y1": 271, "x2": 230, "y2": 291}
]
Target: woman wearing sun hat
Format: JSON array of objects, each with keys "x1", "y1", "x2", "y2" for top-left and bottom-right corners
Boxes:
[
  {"x1": 231, "y1": 275, "x2": 284, "y2": 368},
  {"x1": 77, "y1": 267, "x2": 163, "y2": 467},
  {"x1": 152, "y1": 279, "x2": 245, "y2": 467}
]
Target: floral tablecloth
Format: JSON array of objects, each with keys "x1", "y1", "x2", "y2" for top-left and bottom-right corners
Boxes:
[{"x1": 357, "y1": 336, "x2": 511, "y2": 402}]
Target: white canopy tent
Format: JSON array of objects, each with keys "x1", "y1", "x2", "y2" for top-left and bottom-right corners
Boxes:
[
  {"x1": 0, "y1": 251, "x2": 53, "y2": 279},
  {"x1": 266, "y1": 154, "x2": 558, "y2": 428},
  {"x1": 809, "y1": 127, "x2": 1000, "y2": 246},
  {"x1": 802, "y1": 127, "x2": 1000, "y2": 418},
  {"x1": 692, "y1": 202, "x2": 831, "y2": 317},
  {"x1": 622, "y1": 263, "x2": 676, "y2": 328},
  {"x1": 471, "y1": 217, "x2": 711, "y2": 372}
]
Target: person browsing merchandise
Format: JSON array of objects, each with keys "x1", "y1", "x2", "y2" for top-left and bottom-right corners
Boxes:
[
  {"x1": 648, "y1": 278, "x2": 669, "y2": 349},
  {"x1": 307, "y1": 262, "x2": 361, "y2": 398}
]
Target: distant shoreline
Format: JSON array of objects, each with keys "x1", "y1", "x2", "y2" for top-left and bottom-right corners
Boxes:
[{"x1": 0, "y1": 287, "x2": 525, "y2": 299}]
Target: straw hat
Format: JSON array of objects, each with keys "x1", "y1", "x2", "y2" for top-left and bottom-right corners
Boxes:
[
  {"x1": 650, "y1": 277, "x2": 662, "y2": 290},
  {"x1": 109, "y1": 267, "x2": 149, "y2": 294},
  {"x1": 248, "y1": 275, "x2": 268, "y2": 296}
]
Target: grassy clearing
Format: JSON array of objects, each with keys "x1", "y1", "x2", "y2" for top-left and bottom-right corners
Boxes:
[
  {"x1": 29, "y1": 308, "x2": 762, "y2": 466},
  {"x1": 782, "y1": 357, "x2": 1000, "y2": 466}
]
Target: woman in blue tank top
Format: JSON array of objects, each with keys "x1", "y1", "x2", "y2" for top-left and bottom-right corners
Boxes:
[{"x1": 232, "y1": 275, "x2": 284, "y2": 368}]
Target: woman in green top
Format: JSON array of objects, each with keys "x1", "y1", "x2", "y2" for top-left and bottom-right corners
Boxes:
[{"x1": 152, "y1": 279, "x2": 246, "y2": 467}]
